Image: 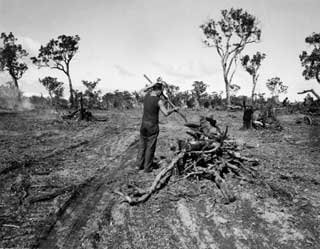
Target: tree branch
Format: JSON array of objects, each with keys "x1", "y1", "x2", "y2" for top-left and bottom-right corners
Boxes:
[
  {"x1": 229, "y1": 57, "x2": 238, "y2": 84},
  {"x1": 297, "y1": 89, "x2": 320, "y2": 100}
]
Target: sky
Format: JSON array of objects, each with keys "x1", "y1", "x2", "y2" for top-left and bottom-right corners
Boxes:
[{"x1": 0, "y1": 0, "x2": 320, "y2": 101}]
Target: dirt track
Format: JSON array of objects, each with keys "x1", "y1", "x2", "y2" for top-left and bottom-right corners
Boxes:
[{"x1": 0, "y1": 108, "x2": 319, "y2": 249}]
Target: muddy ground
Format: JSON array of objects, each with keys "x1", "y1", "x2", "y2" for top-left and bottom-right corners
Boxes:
[{"x1": 0, "y1": 108, "x2": 319, "y2": 249}]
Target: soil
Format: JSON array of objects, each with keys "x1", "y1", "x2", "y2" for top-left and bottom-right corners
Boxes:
[{"x1": 0, "y1": 108, "x2": 319, "y2": 249}]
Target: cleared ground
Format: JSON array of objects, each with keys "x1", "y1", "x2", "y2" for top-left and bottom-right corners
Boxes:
[{"x1": 0, "y1": 108, "x2": 319, "y2": 249}]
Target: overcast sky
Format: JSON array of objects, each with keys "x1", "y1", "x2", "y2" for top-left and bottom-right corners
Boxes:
[{"x1": 0, "y1": 0, "x2": 320, "y2": 100}]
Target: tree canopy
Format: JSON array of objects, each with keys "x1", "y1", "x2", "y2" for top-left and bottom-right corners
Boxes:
[
  {"x1": 31, "y1": 35, "x2": 80, "y2": 106},
  {"x1": 0, "y1": 32, "x2": 28, "y2": 89},
  {"x1": 39, "y1": 76, "x2": 64, "y2": 105},
  {"x1": 266, "y1": 77, "x2": 288, "y2": 97},
  {"x1": 192, "y1": 81, "x2": 208, "y2": 107},
  {"x1": 299, "y1": 33, "x2": 320, "y2": 84},
  {"x1": 200, "y1": 8, "x2": 261, "y2": 105},
  {"x1": 82, "y1": 78, "x2": 102, "y2": 109},
  {"x1": 241, "y1": 51, "x2": 266, "y2": 100}
]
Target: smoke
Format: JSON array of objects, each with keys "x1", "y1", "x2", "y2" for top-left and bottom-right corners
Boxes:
[{"x1": 0, "y1": 81, "x2": 34, "y2": 111}]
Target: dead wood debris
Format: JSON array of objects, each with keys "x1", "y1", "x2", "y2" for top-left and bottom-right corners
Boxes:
[
  {"x1": 26, "y1": 182, "x2": 87, "y2": 204},
  {"x1": 61, "y1": 94, "x2": 107, "y2": 122},
  {"x1": 0, "y1": 140, "x2": 89, "y2": 175},
  {"x1": 116, "y1": 115, "x2": 259, "y2": 205}
]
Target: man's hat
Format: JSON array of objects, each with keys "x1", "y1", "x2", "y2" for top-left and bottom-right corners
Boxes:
[
  {"x1": 156, "y1": 77, "x2": 163, "y2": 83},
  {"x1": 152, "y1": 82, "x2": 163, "y2": 90}
]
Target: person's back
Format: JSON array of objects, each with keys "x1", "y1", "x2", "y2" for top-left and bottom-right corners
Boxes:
[{"x1": 140, "y1": 93, "x2": 160, "y2": 136}]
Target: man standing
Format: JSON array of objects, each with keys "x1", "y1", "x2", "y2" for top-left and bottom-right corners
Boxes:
[{"x1": 136, "y1": 79, "x2": 179, "y2": 172}]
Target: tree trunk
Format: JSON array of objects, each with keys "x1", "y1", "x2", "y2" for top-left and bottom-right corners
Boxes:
[
  {"x1": 9, "y1": 70, "x2": 21, "y2": 100},
  {"x1": 251, "y1": 75, "x2": 257, "y2": 101},
  {"x1": 242, "y1": 107, "x2": 253, "y2": 129},
  {"x1": 224, "y1": 74, "x2": 231, "y2": 106},
  {"x1": 12, "y1": 77, "x2": 19, "y2": 89},
  {"x1": 79, "y1": 93, "x2": 84, "y2": 120},
  {"x1": 67, "y1": 74, "x2": 74, "y2": 107},
  {"x1": 49, "y1": 92, "x2": 53, "y2": 106},
  {"x1": 11, "y1": 77, "x2": 21, "y2": 101}
]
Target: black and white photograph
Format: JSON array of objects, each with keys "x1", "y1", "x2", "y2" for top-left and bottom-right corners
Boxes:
[{"x1": 0, "y1": 0, "x2": 319, "y2": 248}]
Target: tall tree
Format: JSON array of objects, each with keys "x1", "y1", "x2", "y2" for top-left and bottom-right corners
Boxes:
[
  {"x1": 200, "y1": 8, "x2": 261, "y2": 105},
  {"x1": 241, "y1": 51, "x2": 266, "y2": 100},
  {"x1": 31, "y1": 35, "x2": 80, "y2": 106},
  {"x1": 266, "y1": 77, "x2": 288, "y2": 98},
  {"x1": 299, "y1": 32, "x2": 320, "y2": 99},
  {"x1": 0, "y1": 32, "x2": 28, "y2": 90}
]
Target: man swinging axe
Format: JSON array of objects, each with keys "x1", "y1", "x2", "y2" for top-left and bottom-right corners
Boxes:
[{"x1": 136, "y1": 77, "x2": 180, "y2": 173}]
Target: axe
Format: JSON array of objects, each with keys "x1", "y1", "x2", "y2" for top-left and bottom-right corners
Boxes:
[{"x1": 143, "y1": 74, "x2": 188, "y2": 123}]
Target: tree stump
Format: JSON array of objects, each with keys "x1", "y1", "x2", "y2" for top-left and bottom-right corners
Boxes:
[{"x1": 242, "y1": 107, "x2": 253, "y2": 129}]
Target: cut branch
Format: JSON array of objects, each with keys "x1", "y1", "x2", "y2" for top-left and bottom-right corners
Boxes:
[
  {"x1": 115, "y1": 152, "x2": 186, "y2": 205},
  {"x1": 297, "y1": 89, "x2": 320, "y2": 100}
]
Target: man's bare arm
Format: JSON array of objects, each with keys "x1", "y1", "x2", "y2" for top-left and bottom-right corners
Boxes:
[{"x1": 159, "y1": 99, "x2": 178, "y2": 117}]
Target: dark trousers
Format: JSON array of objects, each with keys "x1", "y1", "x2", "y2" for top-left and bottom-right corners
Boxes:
[{"x1": 136, "y1": 132, "x2": 159, "y2": 172}]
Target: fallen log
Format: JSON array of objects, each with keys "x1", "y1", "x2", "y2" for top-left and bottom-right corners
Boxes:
[{"x1": 115, "y1": 152, "x2": 185, "y2": 205}]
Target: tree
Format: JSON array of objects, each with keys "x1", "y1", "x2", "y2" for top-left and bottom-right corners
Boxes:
[
  {"x1": 0, "y1": 32, "x2": 28, "y2": 90},
  {"x1": 174, "y1": 90, "x2": 191, "y2": 107},
  {"x1": 300, "y1": 33, "x2": 320, "y2": 83},
  {"x1": 266, "y1": 77, "x2": 288, "y2": 98},
  {"x1": 299, "y1": 33, "x2": 320, "y2": 99},
  {"x1": 164, "y1": 83, "x2": 181, "y2": 106},
  {"x1": 82, "y1": 78, "x2": 102, "y2": 109},
  {"x1": 192, "y1": 81, "x2": 208, "y2": 107},
  {"x1": 200, "y1": 8, "x2": 261, "y2": 105},
  {"x1": 39, "y1": 76, "x2": 64, "y2": 106},
  {"x1": 102, "y1": 90, "x2": 134, "y2": 109},
  {"x1": 241, "y1": 51, "x2": 266, "y2": 100},
  {"x1": 31, "y1": 35, "x2": 80, "y2": 106}
]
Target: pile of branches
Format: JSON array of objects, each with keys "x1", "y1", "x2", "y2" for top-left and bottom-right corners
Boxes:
[
  {"x1": 61, "y1": 108, "x2": 95, "y2": 121},
  {"x1": 116, "y1": 115, "x2": 259, "y2": 205},
  {"x1": 61, "y1": 93, "x2": 107, "y2": 122}
]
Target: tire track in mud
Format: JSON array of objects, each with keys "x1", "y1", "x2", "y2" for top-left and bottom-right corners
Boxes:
[{"x1": 37, "y1": 129, "x2": 140, "y2": 249}]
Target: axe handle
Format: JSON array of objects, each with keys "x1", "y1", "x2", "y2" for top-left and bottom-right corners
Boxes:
[
  {"x1": 167, "y1": 99, "x2": 188, "y2": 123},
  {"x1": 143, "y1": 74, "x2": 153, "y2": 84},
  {"x1": 142, "y1": 74, "x2": 188, "y2": 123}
]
